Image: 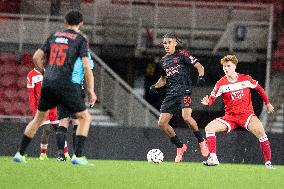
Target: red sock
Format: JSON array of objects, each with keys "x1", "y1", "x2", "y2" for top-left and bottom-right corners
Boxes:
[
  {"x1": 64, "y1": 141, "x2": 69, "y2": 154},
  {"x1": 40, "y1": 144, "x2": 48, "y2": 154},
  {"x1": 206, "y1": 132, "x2": 216, "y2": 154},
  {"x1": 259, "y1": 135, "x2": 271, "y2": 163}
]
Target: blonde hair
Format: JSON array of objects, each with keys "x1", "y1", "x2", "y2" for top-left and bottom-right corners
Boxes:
[{"x1": 220, "y1": 55, "x2": 238, "y2": 65}]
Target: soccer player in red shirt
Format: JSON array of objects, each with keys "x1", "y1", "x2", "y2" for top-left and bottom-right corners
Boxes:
[
  {"x1": 201, "y1": 55, "x2": 274, "y2": 168},
  {"x1": 27, "y1": 67, "x2": 69, "y2": 160}
]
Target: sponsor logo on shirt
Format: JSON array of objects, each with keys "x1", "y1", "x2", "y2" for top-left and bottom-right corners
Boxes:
[{"x1": 165, "y1": 65, "x2": 181, "y2": 76}]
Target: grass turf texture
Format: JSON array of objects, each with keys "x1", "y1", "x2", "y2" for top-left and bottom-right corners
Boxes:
[{"x1": 1, "y1": 157, "x2": 283, "y2": 189}]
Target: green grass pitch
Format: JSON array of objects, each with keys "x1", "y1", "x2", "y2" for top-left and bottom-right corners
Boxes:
[{"x1": 1, "y1": 157, "x2": 284, "y2": 189}]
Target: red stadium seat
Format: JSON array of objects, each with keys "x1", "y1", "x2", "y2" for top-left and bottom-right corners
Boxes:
[
  {"x1": 3, "y1": 87, "x2": 18, "y2": 101},
  {"x1": 0, "y1": 63, "x2": 17, "y2": 76},
  {"x1": 16, "y1": 76, "x2": 27, "y2": 89},
  {"x1": 0, "y1": 73, "x2": 17, "y2": 88},
  {"x1": 20, "y1": 53, "x2": 33, "y2": 65},
  {"x1": 0, "y1": 52, "x2": 16, "y2": 63},
  {"x1": 17, "y1": 65, "x2": 33, "y2": 77},
  {"x1": 18, "y1": 89, "x2": 29, "y2": 102}
]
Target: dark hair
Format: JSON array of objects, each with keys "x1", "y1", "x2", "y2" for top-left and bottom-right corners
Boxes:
[
  {"x1": 65, "y1": 10, "x2": 83, "y2": 26},
  {"x1": 163, "y1": 32, "x2": 182, "y2": 43}
]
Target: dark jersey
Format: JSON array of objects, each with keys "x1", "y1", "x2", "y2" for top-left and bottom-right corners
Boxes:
[
  {"x1": 159, "y1": 50, "x2": 198, "y2": 96},
  {"x1": 40, "y1": 29, "x2": 88, "y2": 84}
]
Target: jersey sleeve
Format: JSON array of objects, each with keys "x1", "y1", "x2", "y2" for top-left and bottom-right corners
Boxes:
[
  {"x1": 245, "y1": 75, "x2": 258, "y2": 88},
  {"x1": 208, "y1": 81, "x2": 222, "y2": 106},
  {"x1": 26, "y1": 74, "x2": 34, "y2": 88},
  {"x1": 79, "y1": 37, "x2": 88, "y2": 58},
  {"x1": 179, "y1": 50, "x2": 199, "y2": 65}
]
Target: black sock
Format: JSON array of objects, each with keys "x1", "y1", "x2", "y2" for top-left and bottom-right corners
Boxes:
[
  {"x1": 75, "y1": 135, "x2": 87, "y2": 157},
  {"x1": 72, "y1": 125, "x2": 78, "y2": 151},
  {"x1": 170, "y1": 135, "x2": 183, "y2": 148},
  {"x1": 56, "y1": 126, "x2": 67, "y2": 155},
  {"x1": 19, "y1": 135, "x2": 32, "y2": 156},
  {"x1": 193, "y1": 131, "x2": 204, "y2": 143}
]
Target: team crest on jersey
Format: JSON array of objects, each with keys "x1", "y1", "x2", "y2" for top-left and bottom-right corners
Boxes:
[{"x1": 172, "y1": 57, "x2": 179, "y2": 63}]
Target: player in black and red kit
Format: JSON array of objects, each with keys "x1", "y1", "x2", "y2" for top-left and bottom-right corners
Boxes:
[
  {"x1": 13, "y1": 10, "x2": 96, "y2": 165},
  {"x1": 149, "y1": 32, "x2": 209, "y2": 162}
]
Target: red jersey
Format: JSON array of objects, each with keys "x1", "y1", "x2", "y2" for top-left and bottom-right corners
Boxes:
[
  {"x1": 27, "y1": 68, "x2": 43, "y2": 115},
  {"x1": 208, "y1": 73, "x2": 270, "y2": 115}
]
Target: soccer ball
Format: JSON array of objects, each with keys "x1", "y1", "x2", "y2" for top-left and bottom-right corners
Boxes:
[{"x1": 147, "y1": 149, "x2": 164, "y2": 164}]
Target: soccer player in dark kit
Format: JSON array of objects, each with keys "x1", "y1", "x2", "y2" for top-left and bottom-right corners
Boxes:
[
  {"x1": 13, "y1": 10, "x2": 96, "y2": 165},
  {"x1": 149, "y1": 32, "x2": 209, "y2": 162}
]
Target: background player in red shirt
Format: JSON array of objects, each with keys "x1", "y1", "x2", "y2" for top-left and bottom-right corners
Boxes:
[
  {"x1": 201, "y1": 55, "x2": 274, "y2": 168},
  {"x1": 150, "y1": 32, "x2": 209, "y2": 162},
  {"x1": 27, "y1": 67, "x2": 69, "y2": 160}
]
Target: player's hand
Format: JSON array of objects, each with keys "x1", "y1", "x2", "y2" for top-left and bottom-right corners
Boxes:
[
  {"x1": 88, "y1": 91, "x2": 97, "y2": 108},
  {"x1": 201, "y1": 95, "x2": 209, "y2": 106},
  {"x1": 149, "y1": 85, "x2": 158, "y2": 95},
  {"x1": 266, "y1": 103, "x2": 274, "y2": 113},
  {"x1": 197, "y1": 76, "x2": 205, "y2": 86}
]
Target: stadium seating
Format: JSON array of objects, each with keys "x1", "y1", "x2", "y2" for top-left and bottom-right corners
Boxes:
[
  {"x1": 0, "y1": 0, "x2": 21, "y2": 13},
  {"x1": 0, "y1": 52, "x2": 33, "y2": 117}
]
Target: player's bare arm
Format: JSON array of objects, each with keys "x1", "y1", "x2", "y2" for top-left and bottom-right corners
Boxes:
[
  {"x1": 266, "y1": 103, "x2": 274, "y2": 113},
  {"x1": 154, "y1": 76, "x2": 167, "y2": 88},
  {"x1": 194, "y1": 62, "x2": 206, "y2": 86},
  {"x1": 33, "y1": 49, "x2": 45, "y2": 72},
  {"x1": 194, "y1": 62, "x2": 204, "y2": 76},
  {"x1": 82, "y1": 57, "x2": 97, "y2": 105}
]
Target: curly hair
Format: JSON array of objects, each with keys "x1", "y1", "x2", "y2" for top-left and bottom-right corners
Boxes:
[{"x1": 220, "y1": 55, "x2": 238, "y2": 65}]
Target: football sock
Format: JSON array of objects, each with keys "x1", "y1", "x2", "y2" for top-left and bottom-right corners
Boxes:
[
  {"x1": 170, "y1": 135, "x2": 183, "y2": 148},
  {"x1": 64, "y1": 141, "x2": 69, "y2": 154},
  {"x1": 19, "y1": 135, "x2": 32, "y2": 156},
  {"x1": 72, "y1": 125, "x2": 78, "y2": 150},
  {"x1": 75, "y1": 135, "x2": 87, "y2": 157},
  {"x1": 206, "y1": 132, "x2": 216, "y2": 154},
  {"x1": 259, "y1": 135, "x2": 271, "y2": 163},
  {"x1": 193, "y1": 131, "x2": 204, "y2": 143},
  {"x1": 40, "y1": 143, "x2": 48, "y2": 154},
  {"x1": 56, "y1": 126, "x2": 67, "y2": 154}
]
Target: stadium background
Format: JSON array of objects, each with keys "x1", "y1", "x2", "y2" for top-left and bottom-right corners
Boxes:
[{"x1": 0, "y1": 0, "x2": 283, "y2": 164}]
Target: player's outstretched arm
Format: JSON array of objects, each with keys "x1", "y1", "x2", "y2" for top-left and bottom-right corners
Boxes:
[
  {"x1": 254, "y1": 83, "x2": 274, "y2": 113},
  {"x1": 201, "y1": 95, "x2": 210, "y2": 106},
  {"x1": 194, "y1": 63, "x2": 205, "y2": 86},
  {"x1": 153, "y1": 76, "x2": 166, "y2": 88},
  {"x1": 82, "y1": 57, "x2": 97, "y2": 106},
  {"x1": 266, "y1": 103, "x2": 274, "y2": 114},
  {"x1": 149, "y1": 76, "x2": 166, "y2": 95}
]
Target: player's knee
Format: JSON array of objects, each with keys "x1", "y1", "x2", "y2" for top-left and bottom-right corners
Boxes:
[
  {"x1": 205, "y1": 125, "x2": 214, "y2": 132},
  {"x1": 78, "y1": 111, "x2": 91, "y2": 123}
]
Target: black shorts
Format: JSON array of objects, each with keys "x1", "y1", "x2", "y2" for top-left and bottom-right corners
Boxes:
[
  {"x1": 160, "y1": 94, "x2": 192, "y2": 114},
  {"x1": 38, "y1": 81, "x2": 86, "y2": 114},
  {"x1": 57, "y1": 105, "x2": 77, "y2": 120},
  {"x1": 57, "y1": 89, "x2": 86, "y2": 120}
]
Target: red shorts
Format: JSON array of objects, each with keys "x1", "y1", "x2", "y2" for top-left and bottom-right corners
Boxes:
[
  {"x1": 216, "y1": 113, "x2": 255, "y2": 133},
  {"x1": 41, "y1": 107, "x2": 59, "y2": 125}
]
